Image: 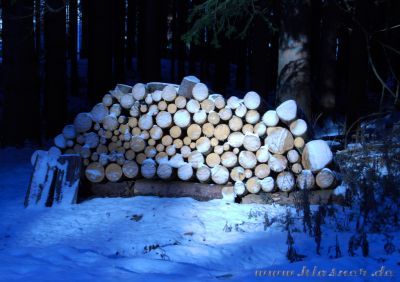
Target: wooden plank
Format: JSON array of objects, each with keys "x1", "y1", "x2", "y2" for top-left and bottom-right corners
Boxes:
[
  {"x1": 53, "y1": 155, "x2": 82, "y2": 205},
  {"x1": 25, "y1": 153, "x2": 55, "y2": 207}
]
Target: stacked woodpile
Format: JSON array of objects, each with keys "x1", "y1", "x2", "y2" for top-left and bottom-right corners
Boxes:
[{"x1": 48, "y1": 76, "x2": 336, "y2": 197}]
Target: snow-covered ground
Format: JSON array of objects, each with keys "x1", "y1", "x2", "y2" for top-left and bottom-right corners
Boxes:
[{"x1": 0, "y1": 148, "x2": 399, "y2": 281}]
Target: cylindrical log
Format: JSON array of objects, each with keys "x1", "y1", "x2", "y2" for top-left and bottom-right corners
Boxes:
[
  {"x1": 186, "y1": 99, "x2": 200, "y2": 114},
  {"x1": 120, "y1": 94, "x2": 134, "y2": 109},
  {"x1": 145, "y1": 94, "x2": 153, "y2": 105},
  {"x1": 122, "y1": 160, "x2": 139, "y2": 179},
  {"x1": 169, "y1": 153, "x2": 185, "y2": 168},
  {"x1": 242, "y1": 124, "x2": 253, "y2": 135},
  {"x1": 228, "y1": 115, "x2": 243, "y2": 132},
  {"x1": 265, "y1": 127, "x2": 294, "y2": 154},
  {"x1": 188, "y1": 150, "x2": 205, "y2": 168},
  {"x1": 294, "y1": 137, "x2": 305, "y2": 150},
  {"x1": 276, "y1": 99, "x2": 297, "y2": 123},
  {"x1": 246, "y1": 177, "x2": 261, "y2": 194},
  {"x1": 302, "y1": 140, "x2": 333, "y2": 172},
  {"x1": 102, "y1": 94, "x2": 113, "y2": 107},
  {"x1": 200, "y1": 98, "x2": 215, "y2": 113},
  {"x1": 234, "y1": 181, "x2": 246, "y2": 196},
  {"x1": 193, "y1": 110, "x2": 207, "y2": 124},
  {"x1": 170, "y1": 126, "x2": 182, "y2": 139},
  {"x1": 289, "y1": 119, "x2": 307, "y2": 137},
  {"x1": 130, "y1": 136, "x2": 145, "y2": 152},
  {"x1": 167, "y1": 103, "x2": 177, "y2": 114},
  {"x1": 85, "y1": 162, "x2": 105, "y2": 183},
  {"x1": 178, "y1": 163, "x2": 193, "y2": 180},
  {"x1": 212, "y1": 94, "x2": 226, "y2": 109},
  {"x1": 165, "y1": 145, "x2": 176, "y2": 156},
  {"x1": 110, "y1": 104, "x2": 122, "y2": 117},
  {"x1": 243, "y1": 91, "x2": 261, "y2": 110},
  {"x1": 91, "y1": 103, "x2": 109, "y2": 123},
  {"x1": 207, "y1": 111, "x2": 220, "y2": 125},
  {"x1": 256, "y1": 146, "x2": 270, "y2": 163},
  {"x1": 187, "y1": 124, "x2": 202, "y2": 141},
  {"x1": 141, "y1": 159, "x2": 157, "y2": 179},
  {"x1": 173, "y1": 139, "x2": 183, "y2": 149},
  {"x1": 195, "y1": 137, "x2": 211, "y2": 154},
  {"x1": 183, "y1": 136, "x2": 191, "y2": 145},
  {"x1": 155, "y1": 111, "x2": 172, "y2": 128},
  {"x1": 125, "y1": 149, "x2": 136, "y2": 161},
  {"x1": 238, "y1": 151, "x2": 257, "y2": 169},
  {"x1": 211, "y1": 165, "x2": 229, "y2": 184},
  {"x1": 254, "y1": 122, "x2": 267, "y2": 137},
  {"x1": 316, "y1": 168, "x2": 336, "y2": 189},
  {"x1": 287, "y1": 149, "x2": 300, "y2": 163},
  {"x1": 158, "y1": 100, "x2": 168, "y2": 111},
  {"x1": 227, "y1": 132, "x2": 244, "y2": 148},
  {"x1": 180, "y1": 145, "x2": 191, "y2": 158},
  {"x1": 152, "y1": 90, "x2": 162, "y2": 102},
  {"x1": 162, "y1": 85, "x2": 177, "y2": 102},
  {"x1": 276, "y1": 171, "x2": 295, "y2": 192},
  {"x1": 206, "y1": 153, "x2": 221, "y2": 168},
  {"x1": 268, "y1": 154, "x2": 288, "y2": 173},
  {"x1": 244, "y1": 169, "x2": 253, "y2": 179},
  {"x1": 231, "y1": 166, "x2": 245, "y2": 182},
  {"x1": 260, "y1": 177, "x2": 275, "y2": 192},
  {"x1": 145, "y1": 146, "x2": 157, "y2": 158},
  {"x1": 243, "y1": 134, "x2": 261, "y2": 151},
  {"x1": 255, "y1": 164, "x2": 270, "y2": 179},
  {"x1": 262, "y1": 110, "x2": 279, "y2": 127},
  {"x1": 54, "y1": 134, "x2": 67, "y2": 149},
  {"x1": 62, "y1": 124, "x2": 77, "y2": 139},
  {"x1": 74, "y1": 113, "x2": 92, "y2": 133},
  {"x1": 235, "y1": 103, "x2": 247, "y2": 118},
  {"x1": 227, "y1": 96, "x2": 241, "y2": 109},
  {"x1": 214, "y1": 145, "x2": 224, "y2": 155},
  {"x1": 175, "y1": 96, "x2": 187, "y2": 109},
  {"x1": 157, "y1": 163, "x2": 173, "y2": 179},
  {"x1": 296, "y1": 170, "x2": 315, "y2": 190},
  {"x1": 132, "y1": 83, "x2": 146, "y2": 100},
  {"x1": 214, "y1": 124, "x2": 230, "y2": 141},
  {"x1": 219, "y1": 108, "x2": 232, "y2": 121},
  {"x1": 192, "y1": 83, "x2": 208, "y2": 101},
  {"x1": 149, "y1": 126, "x2": 163, "y2": 141},
  {"x1": 178, "y1": 76, "x2": 200, "y2": 98},
  {"x1": 202, "y1": 123, "x2": 215, "y2": 137},
  {"x1": 221, "y1": 152, "x2": 237, "y2": 168},
  {"x1": 105, "y1": 163, "x2": 123, "y2": 182},
  {"x1": 196, "y1": 165, "x2": 211, "y2": 182},
  {"x1": 161, "y1": 135, "x2": 173, "y2": 146},
  {"x1": 155, "y1": 152, "x2": 168, "y2": 164},
  {"x1": 245, "y1": 110, "x2": 260, "y2": 125},
  {"x1": 173, "y1": 109, "x2": 191, "y2": 128},
  {"x1": 291, "y1": 163, "x2": 303, "y2": 174},
  {"x1": 210, "y1": 137, "x2": 219, "y2": 147}
]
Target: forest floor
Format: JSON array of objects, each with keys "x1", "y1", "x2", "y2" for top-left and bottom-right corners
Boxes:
[{"x1": 0, "y1": 147, "x2": 399, "y2": 281}]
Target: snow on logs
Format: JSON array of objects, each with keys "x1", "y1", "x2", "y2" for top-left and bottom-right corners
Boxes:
[{"x1": 47, "y1": 77, "x2": 336, "y2": 198}]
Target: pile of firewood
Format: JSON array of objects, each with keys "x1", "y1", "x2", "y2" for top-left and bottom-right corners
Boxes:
[{"x1": 49, "y1": 76, "x2": 336, "y2": 196}]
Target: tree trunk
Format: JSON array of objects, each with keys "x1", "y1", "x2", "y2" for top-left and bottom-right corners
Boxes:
[
  {"x1": 112, "y1": 0, "x2": 125, "y2": 83},
  {"x1": 138, "y1": 0, "x2": 161, "y2": 81},
  {"x1": 2, "y1": 0, "x2": 40, "y2": 145},
  {"x1": 69, "y1": 0, "x2": 78, "y2": 96},
  {"x1": 80, "y1": 0, "x2": 89, "y2": 58},
  {"x1": 88, "y1": 0, "x2": 113, "y2": 104},
  {"x1": 126, "y1": 0, "x2": 137, "y2": 70},
  {"x1": 44, "y1": 0, "x2": 66, "y2": 137},
  {"x1": 276, "y1": 0, "x2": 312, "y2": 121},
  {"x1": 319, "y1": 0, "x2": 337, "y2": 110}
]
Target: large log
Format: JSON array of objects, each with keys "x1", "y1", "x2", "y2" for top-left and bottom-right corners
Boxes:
[
  {"x1": 178, "y1": 76, "x2": 200, "y2": 98},
  {"x1": 192, "y1": 83, "x2": 209, "y2": 101},
  {"x1": 302, "y1": 140, "x2": 333, "y2": 172},
  {"x1": 265, "y1": 127, "x2": 294, "y2": 154}
]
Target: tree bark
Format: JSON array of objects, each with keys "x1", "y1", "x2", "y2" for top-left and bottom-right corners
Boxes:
[
  {"x1": 276, "y1": 0, "x2": 312, "y2": 121},
  {"x1": 88, "y1": 0, "x2": 113, "y2": 104},
  {"x1": 2, "y1": 0, "x2": 40, "y2": 145}
]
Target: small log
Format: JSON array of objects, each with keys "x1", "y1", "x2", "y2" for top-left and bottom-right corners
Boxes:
[
  {"x1": 165, "y1": 145, "x2": 176, "y2": 156},
  {"x1": 187, "y1": 124, "x2": 202, "y2": 141},
  {"x1": 54, "y1": 134, "x2": 67, "y2": 149},
  {"x1": 219, "y1": 108, "x2": 232, "y2": 121},
  {"x1": 158, "y1": 100, "x2": 168, "y2": 111},
  {"x1": 74, "y1": 113, "x2": 92, "y2": 133},
  {"x1": 211, "y1": 165, "x2": 230, "y2": 185},
  {"x1": 102, "y1": 94, "x2": 113, "y2": 107},
  {"x1": 173, "y1": 139, "x2": 183, "y2": 149},
  {"x1": 207, "y1": 111, "x2": 221, "y2": 125},
  {"x1": 243, "y1": 91, "x2": 261, "y2": 110},
  {"x1": 145, "y1": 146, "x2": 157, "y2": 158},
  {"x1": 316, "y1": 168, "x2": 336, "y2": 189},
  {"x1": 296, "y1": 170, "x2": 315, "y2": 190},
  {"x1": 151, "y1": 90, "x2": 162, "y2": 102},
  {"x1": 268, "y1": 154, "x2": 288, "y2": 173},
  {"x1": 148, "y1": 104, "x2": 159, "y2": 116},
  {"x1": 255, "y1": 164, "x2": 270, "y2": 179},
  {"x1": 132, "y1": 83, "x2": 146, "y2": 100},
  {"x1": 91, "y1": 103, "x2": 109, "y2": 123},
  {"x1": 85, "y1": 162, "x2": 105, "y2": 183},
  {"x1": 122, "y1": 160, "x2": 139, "y2": 179},
  {"x1": 227, "y1": 132, "x2": 244, "y2": 148},
  {"x1": 150, "y1": 126, "x2": 163, "y2": 141},
  {"x1": 210, "y1": 137, "x2": 219, "y2": 147},
  {"x1": 243, "y1": 134, "x2": 261, "y2": 152},
  {"x1": 130, "y1": 136, "x2": 146, "y2": 152},
  {"x1": 157, "y1": 163, "x2": 173, "y2": 179},
  {"x1": 246, "y1": 177, "x2": 261, "y2": 194},
  {"x1": 125, "y1": 149, "x2": 136, "y2": 161},
  {"x1": 170, "y1": 125, "x2": 182, "y2": 139},
  {"x1": 214, "y1": 145, "x2": 224, "y2": 155},
  {"x1": 105, "y1": 163, "x2": 123, "y2": 182},
  {"x1": 212, "y1": 94, "x2": 226, "y2": 109},
  {"x1": 260, "y1": 177, "x2": 275, "y2": 192},
  {"x1": 62, "y1": 124, "x2": 77, "y2": 140},
  {"x1": 178, "y1": 76, "x2": 200, "y2": 98},
  {"x1": 235, "y1": 103, "x2": 247, "y2": 118},
  {"x1": 167, "y1": 103, "x2": 177, "y2": 114},
  {"x1": 141, "y1": 159, "x2": 157, "y2": 179},
  {"x1": 145, "y1": 94, "x2": 153, "y2": 105},
  {"x1": 234, "y1": 181, "x2": 246, "y2": 196},
  {"x1": 173, "y1": 109, "x2": 191, "y2": 128},
  {"x1": 214, "y1": 124, "x2": 230, "y2": 141},
  {"x1": 231, "y1": 166, "x2": 245, "y2": 182},
  {"x1": 229, "y1": 115, "x2": 243, "y2": 132},
  {"x1": 192, "y1": 83, "x2": 209, "y2": 101},
  {"x1": 206, "y1": 152, "x2": 221, "y2": 167},
  {"x1": 302, "y1": 140, "x2": 333, "y2": 172},
  {"x1": 294, "y1": 137, "x2": 305, "y2": 150},
  {"x1": 256, "y1": 146, "x2": 270, "y2": 162},
  {"x1": 276, "y1": 99, "x2": 297, "y2": 123},
  {"x1": 291, "y1": 163, "x2": 303, "y2": 174},
  {"x1": 227, "y1": 96, "x2": 241, "y2": 109},
  {"x1": 202, "y1": 123, "x2": 215, "y2": 138},
  {"x1": 161, "y1": 135, "x2": 173, "y2": 146},
  {"x1": 180, "y1": 145, "x2": 191, "y2": 158},
  {"x1": 262, "y1": 110, "x2": 279, "y2": 127},
  {"x1": 110, "y1": 104, "x2": 122, "y2": 117},
  {"x1": 290, "y1": 119, "x2": 308, "y2": 137},
  {"x1": 178, "y1": 163, "x2": 193, "y2": 181},
  {"x1": 175, "y1": 96, "x2": 187, "y2": 109},
  {"x1": 193, "y1": 110, "x2": 207, "y2": 124},
  {"x1": 242, "y1": 124, "x2": 254, "y2": 135},
  {"x1": 138, "y1": 114, "x2": 153, "y2": 130},
  {"x1": 238, "y1": 151, "x2": 257, "y2": 169},
  {"x1": 254, "y1": 122, "x2": 267, "y2": 137},
  {"x1": 276, "y1": 171, "x2": 295, "y2": 192},
  {"x1": 196, "y1": 165, "x2": 211, "y2": 182},
  {"x1": 155, "y1": 152, "x2": 168, "y2": 164},
  {"x1": 200, "y1": 98, "x2": 215, "y2": 113},
  {"x1": 195, "y1": 137, "x2": 211, "y2": 154},
  {"x1": 287, "y1": 149, "x2": 300, "y2": 163},
  {"x1": 183, "y1": 136, "x2": 191, "y2": 145},
  {"x1": 162, "y1": 85, "x2": 177, "y2": 102},
  {"x1": 120, "y1": 94, "x2": 135, "y2": 109},
  {"x1": 220, "y1": 151, "x2": 237, "y2": 168},
  {"x1": 188, "y1": 150, "x2": 205, "y2": 168},
  {"x1": 244, "y1": 169, "x2": 253, "y2": 178},
  {"x1": 103, "y1": 115, "x2": 119, "y2": 131},
  {"x1": 265, "y1": 127, "x2": 294, "y2": 154}
]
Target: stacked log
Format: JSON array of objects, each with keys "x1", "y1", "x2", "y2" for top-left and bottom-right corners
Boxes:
[{"x1": 43, "y1": 77, "x2": 336, "y2": 199}]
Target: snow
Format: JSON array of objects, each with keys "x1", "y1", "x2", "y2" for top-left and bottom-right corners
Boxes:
[
  {"x1": 303, "y1": 140, "x2": 333, "y2": 172},
  {"x1": 0, "y1": 147, "x2": 399, "y2": 281}
]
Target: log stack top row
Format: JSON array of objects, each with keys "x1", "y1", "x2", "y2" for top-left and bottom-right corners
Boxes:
[{"x1": 35, "y1": 76, "x2": 336, "y2": 199}]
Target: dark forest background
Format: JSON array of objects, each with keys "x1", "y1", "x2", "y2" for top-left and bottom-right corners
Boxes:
[{"x1": 0, "y1": 0, "x2": 399, "y2": 146}]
